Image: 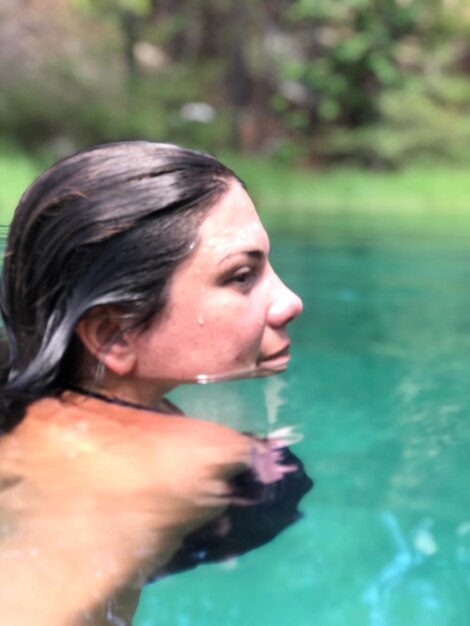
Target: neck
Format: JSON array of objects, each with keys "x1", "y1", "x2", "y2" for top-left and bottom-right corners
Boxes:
[
  {"x1": 71, "y1": 374, "x2": 176, "y2": 413},
  {"x1": 67, "y1": 385, "x2": 156, "y2": 413}
]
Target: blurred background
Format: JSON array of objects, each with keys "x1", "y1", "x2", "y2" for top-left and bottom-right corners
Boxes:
[
  {"x1": 1, "y1": 0, "x2": 469, "y2": 227},
  {"x1": 2, "y1": 4, "x2": 470, "y2": 625}
]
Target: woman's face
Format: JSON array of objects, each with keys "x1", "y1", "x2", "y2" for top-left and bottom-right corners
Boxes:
[{"x1": 131, "y1": 181, "x2": 303, "y2": 392}]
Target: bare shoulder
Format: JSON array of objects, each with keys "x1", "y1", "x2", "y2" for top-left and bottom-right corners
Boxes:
[
  {"x1": 0, "y1": 396, "x2": 257, "y2": 626},
  {"x1": 8, "y1": 395, "x2": 255, "y2": 492}
]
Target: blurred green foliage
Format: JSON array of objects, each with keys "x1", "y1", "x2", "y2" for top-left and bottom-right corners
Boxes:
[
  {"x1": 0, "y1": 0, "x2": 469, "y2": 168},
  {"x1": 2, "y1": 142, "x2": 469, "y2": 226},
  {"x1": 277, "y1": 0, "x2": 470, "y2": 166},
  {"x1": 321, "y1": 75, "x2": 470, "y2": 166}
]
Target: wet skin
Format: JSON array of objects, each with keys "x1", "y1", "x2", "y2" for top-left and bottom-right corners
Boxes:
[
  {"x1": 88, "y1": 181, "x2": 303, "y2": 407},
  {"x1": 0, "y1": 182, "x2": 304, "y2": 625}
]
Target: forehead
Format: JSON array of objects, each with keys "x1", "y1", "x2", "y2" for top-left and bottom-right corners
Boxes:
[{"x1": 198, "y1": 181, "x2": 268, "y2": 251}]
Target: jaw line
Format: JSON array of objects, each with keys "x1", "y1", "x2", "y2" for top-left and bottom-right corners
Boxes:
[{"x1": 194, "y1": 362, "x2": 287, "y2": 385}]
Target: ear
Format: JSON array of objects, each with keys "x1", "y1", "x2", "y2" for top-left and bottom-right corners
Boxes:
[{"x1": 75, "y1": 307, "x2": 137, "y2": 377}]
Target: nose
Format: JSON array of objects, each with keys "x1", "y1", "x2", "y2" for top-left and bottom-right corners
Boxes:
[{"x1": 267, "y1": 273, "x2": 303, "y2": 328}]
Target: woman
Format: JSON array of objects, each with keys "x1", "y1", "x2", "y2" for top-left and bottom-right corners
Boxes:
[{"x1": 0, "y1": 142, "x2": 310, "y2": 625}]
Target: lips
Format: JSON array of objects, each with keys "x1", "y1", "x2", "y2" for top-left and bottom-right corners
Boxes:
[{"x1": 259, "y1": 344, "x2": 291, "y2": 363}]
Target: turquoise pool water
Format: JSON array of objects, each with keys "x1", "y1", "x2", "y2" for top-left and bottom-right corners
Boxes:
[{"x1": 135, "y1": 218, "x2": 470, "y2": 626}]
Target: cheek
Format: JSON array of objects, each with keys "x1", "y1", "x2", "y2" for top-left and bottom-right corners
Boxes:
[
  {"x1": 202, "y1": 290, "x2": 267, "y2": 335},
  {"x1": 201, "y1": 296, "x2": 268, "y2": 364},
  {"x1": 185, "y1": 301, "x2": 267, "y2": 372},
  {"x1": 134, "y1": 287, "x2": 270, "y2": 379}
]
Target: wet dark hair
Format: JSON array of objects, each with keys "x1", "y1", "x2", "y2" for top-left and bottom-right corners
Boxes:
[{"x1": 0, "y1": 141, "x2": 240, "y2": 433}]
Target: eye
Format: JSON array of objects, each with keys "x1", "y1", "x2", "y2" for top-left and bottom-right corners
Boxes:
[{"x1": 226, "y1": 266, "x2": 259, "y2": 290}]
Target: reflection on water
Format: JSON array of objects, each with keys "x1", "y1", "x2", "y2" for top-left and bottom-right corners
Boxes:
[
  {"x1": 2, "y1": 215, "x2": 470, "y2": 625},
  {"x1": 0, "y1": 390, "x2": 311, "y2": 625},
  {"x1": 137, "y1": 220, "x2": 470, "y2": 626}
]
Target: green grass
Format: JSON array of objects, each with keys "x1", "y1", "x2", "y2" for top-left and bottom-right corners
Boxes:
[
  {"x1": 0, "y1": 145, "x2": 52, "y2": 223},
  {"x1": 222, "y1": 153, "x2": 470, "y2": 213},
  {"x1": 1, "y1": 146, "x2": 470, "y2": 238},
  {"x1": 221, "y1": 153, "x2": 470, "y2": 239}
]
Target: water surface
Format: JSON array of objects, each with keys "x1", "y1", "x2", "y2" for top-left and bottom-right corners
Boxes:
[{"x1": 135, "y1": 216, "x2": 470, "y2": 626}]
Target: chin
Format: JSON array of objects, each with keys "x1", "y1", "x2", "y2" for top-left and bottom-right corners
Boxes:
[{"x1": 256, "y1": 362, "x2": 289, "y2": 377}]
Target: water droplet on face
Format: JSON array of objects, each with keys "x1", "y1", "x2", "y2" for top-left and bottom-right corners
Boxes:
[{"x1": 197, "y1": 314, "x2": 205, "y2": 326}]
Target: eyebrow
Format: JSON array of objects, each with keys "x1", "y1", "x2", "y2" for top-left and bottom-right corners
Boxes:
[{"x1": 217, "y1": 249, "x2": 266, "y2": 266}]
